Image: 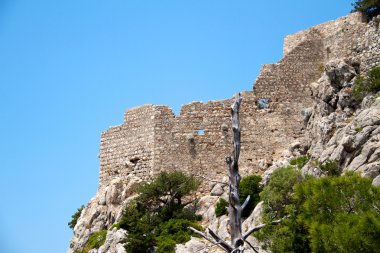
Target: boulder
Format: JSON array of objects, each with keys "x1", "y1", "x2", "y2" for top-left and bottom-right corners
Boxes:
[{"x1": 211, "y1": 183, "x2": 225, "y2": 196}]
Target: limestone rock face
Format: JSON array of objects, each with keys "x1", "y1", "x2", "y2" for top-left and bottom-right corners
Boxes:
[
  {"x1": 306, "y1": 59, "x2": 380, "y2": 183},
  {"x1": 68, "y1": 176, "x2": 140, "y2": 253},
  {"x1": 175, "y1": 237, "x2": 214, "y2": 253},
  {"x1": 97, "y1": 228, "x2": 127, "y2": 253}
]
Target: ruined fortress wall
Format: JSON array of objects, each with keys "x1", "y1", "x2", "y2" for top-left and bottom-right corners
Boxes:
[
  {"x1": 356, "y1": 17, "x2": 380, "y2": 73},
  {"x1": 98, "y1": 12, "x2": 378, "y2": 190},
  {"x1": 98, "y1": 93, "x2": 310, "y2": 190},
  {"x1": 134, "y1": 92, "x2": 308, "y2": 194},
  {"x1": 254, "y1": 38, "x2": 324, "y2": 104},
  {"x1": 283, "y1": 12, "x2": 365, "y2": 59},
  {"x1": 283, "y1": 12, "x2": 380, "y2": 73},
  {"x1": 99, "y1": 105, "x2": 158, "y2": 188}
]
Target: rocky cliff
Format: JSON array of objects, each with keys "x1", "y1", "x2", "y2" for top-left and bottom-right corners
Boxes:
[{"x1": 68, "y1": 12, "x2": 380, "y2": 253}]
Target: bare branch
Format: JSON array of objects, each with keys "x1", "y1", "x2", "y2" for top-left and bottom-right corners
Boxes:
[
  {"x1": 188, "y1": 227, "x2": 217, "y2": 245},
  {"x1": 244, "y1": 239, "x2": 259, "y2": 253},
  {"x1": 188, "y1": 227, "x2": 231, "y2": 252},
  {"x1": 208, "y1": 228, "x2": 234, "y2": 252},
  {"x1": 241, "y1": 195, "x2": 251, "y2": 211},
  {"x1": 242, "y1": 216, "x2": 290, "y2": 240}
]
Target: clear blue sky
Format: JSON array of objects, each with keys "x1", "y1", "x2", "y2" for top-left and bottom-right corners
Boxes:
[{"x1": 0, "y1": 1, "x2": 352, "y2": 252}]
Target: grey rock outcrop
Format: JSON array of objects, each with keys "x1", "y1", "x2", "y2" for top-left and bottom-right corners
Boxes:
[
  {"x1": 98, "y1": 228, "x2": 127, "y2": 253},
  {"x1": 68, "y1": 176, "x2": 141, "y2": 253},
  {"x1": 306, "y1": 59, "x2": 380, "y2": 183}
]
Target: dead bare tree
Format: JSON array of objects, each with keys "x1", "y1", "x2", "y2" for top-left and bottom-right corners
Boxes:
[{"x1": 190, "y1": 93, "x2": 285, "y2": 253}]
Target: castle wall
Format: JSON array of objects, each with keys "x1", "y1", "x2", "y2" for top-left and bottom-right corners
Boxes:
[
  {"x1": 283, "y1": 12, "x2": 366, "y2": 59},
  {"x1": 355, "y1": 17, "x2": 380, "y2": 73},
  {"x1": 98, "y1": 91, "x2": 310, "y2": 191},
  {"x1": 97, "y1": 12, "x2": 379, "y2": 190},
  {"x1": 99, "y1": 105, "x2": 157, "y2": 188}
]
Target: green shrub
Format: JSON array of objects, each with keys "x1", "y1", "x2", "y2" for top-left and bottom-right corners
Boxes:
[
  {"x1": 215, "y1": 198, "x2": 229, "y2": 217},
  {"x1": 352, "y1": 0, "x2": 380, "y2": 19},
  {"x1": 353, "y1": 66, "x2": 380, "y2": 101},
  {"x1": 82, "y1": 230, "x2": 107, "y2": 253},
  {"x1": 290, "y1": 155, "x2": 311, "y2": 169},
  {"x1": 68, "y1": 205, "x2": 84, "y2": 230},
  {"x1": 137, "y1": 170, "x2": 200, "y2": 220},
  {"x1": 367, "y1": 65, "x2": 380, "y2": 91},
  {"x1": 257, "y1": 172, "x2": 380, "y2": 253},
  {"x1": 259, "y1": 166, "x2": 301, "y2": 219},
  {"x1": 156, "y1": 237, "x2": 176, "y2": 253},
  {"x1": 353, "y1": 75, "x2": 367, "y2": 101},
  {"x1": 120, "y1": 171, "x2": 201, "y2": 253},
  {"x1": 125, "y1": 231, "x2": 155, "y2": 253},
  {"x1": 239, "y1": 175, "x2": 262, "y2": 217},
  {"x1": 319, "y1": 160, "x2": 340, "y2": 176},
  {"x1": 155, "y1": 218, "x2": 202, "y2": 244}
]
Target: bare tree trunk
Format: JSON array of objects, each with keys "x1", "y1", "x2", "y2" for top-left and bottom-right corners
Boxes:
[
  {"x1": 189, "y1": 93, "x2": 285, "y2": 252},
  {"x1": 226, "y1": 93, "x2": 245, "y2": 252}
]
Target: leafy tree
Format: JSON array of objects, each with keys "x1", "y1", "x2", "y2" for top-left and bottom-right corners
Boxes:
[
  {"x1": 116, "y1": 171, "x2": 201, "y2": 253},
  {"x1": 352, "y1": 0, "x2": 380, "y2": 18},
  {"x1": 257, "y1": 172, "x2": 380, "y2": 253},
  {"x1": 239, "y1": 175, "x2": 262, "y2": 217},
  {"x1": 137, "y1": 170, "x2": 200, "y2": 219},
  {"x1": 259, "y1": 166, "x2": 302, "y2": 220},
  {"x1": 68, "y1": 205, "x2": 84, "y2": 230}
]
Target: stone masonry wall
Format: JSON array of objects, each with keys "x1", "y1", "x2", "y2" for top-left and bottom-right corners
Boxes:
[
  {"x1": 355, "y1": 16, "x2": 380, "y2": 73},
  {"x1": 98, "y1": 12, "x2": 378, "y2": 191},
  {"x1": 99, "y1": 105, "x2": 158, "y2": 189},
  {"x1": 283, "y1": 12, "x2": 366, "y2": 59}
]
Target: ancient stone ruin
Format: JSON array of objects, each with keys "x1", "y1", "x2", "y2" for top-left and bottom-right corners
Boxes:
[
  {"x1": 68, "y1": 12, "x2": 380, "y2": 253},
  {"x1": 98, "y1": 12, "x2": 379, "y2": 192}
]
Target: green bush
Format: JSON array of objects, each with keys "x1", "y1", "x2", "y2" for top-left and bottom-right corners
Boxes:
[
  {"x1": 319, "y1": 160, "x2": 340, "y2": 176},
  {"x1": 82, "y1": 230, "x2": 107, "y2": 253},
  {"x1": 239, "y1": 175, "x2": 262, "y2": 217},
  {"x1": 215, "y1": 198, "x2": 229, "y2": 217},
  {"x1": 259, "y1": 166, "x2": 302, "y2": 220},
  {"x1": 353, "y1": 66, "x2": 380, "y2": 101},
  {"x1": 257, "y1": 172, "x2": 380, "y2": 253},
  {"x1": 119, "y1": 171, "x2": 201, "y2": 253},
  {"x1": 352, "y1": 0, "x2": 380, "y2": 18},
  {"x1": 68, "y1": 205, "x2": 84, "y2": 230},
  {"x1": 353, "y1": 75, "x2": 366, "y2": 101},
  {"x1": 155, "y1": 218, "x2": 202, "y2": 244},
  {"x1": 137, "y1": 170, "x2": 200, "y2": 219},
  {"x1": 156, "y1": 237, "x2": 176, "y2": 253},
  {"x1": 290, "y1": 155, "x2": 311, "y2": 169},
  {"x1": 367, "y1": 65, "x2": 380, "y2": 91}
]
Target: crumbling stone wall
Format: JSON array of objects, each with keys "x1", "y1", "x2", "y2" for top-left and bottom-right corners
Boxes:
[
  {"x1": 283, "y1": 11, "x2": 380, "y2": 73},
  {"x1": 99, "y1": 105, "x2": 157, "y2": 189},
  {"x1": 99, "y1": 91, "x2": 309, "y2": 192},
  {"x1": 355, "y1": 16, "x2": 380, "y2": 73},
  {"x1": 283, "y1": 12, "x2": 366, "y2": 60},
  {"x1": 98, "y1": 12, "x2": 378, "y2": 191}
]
